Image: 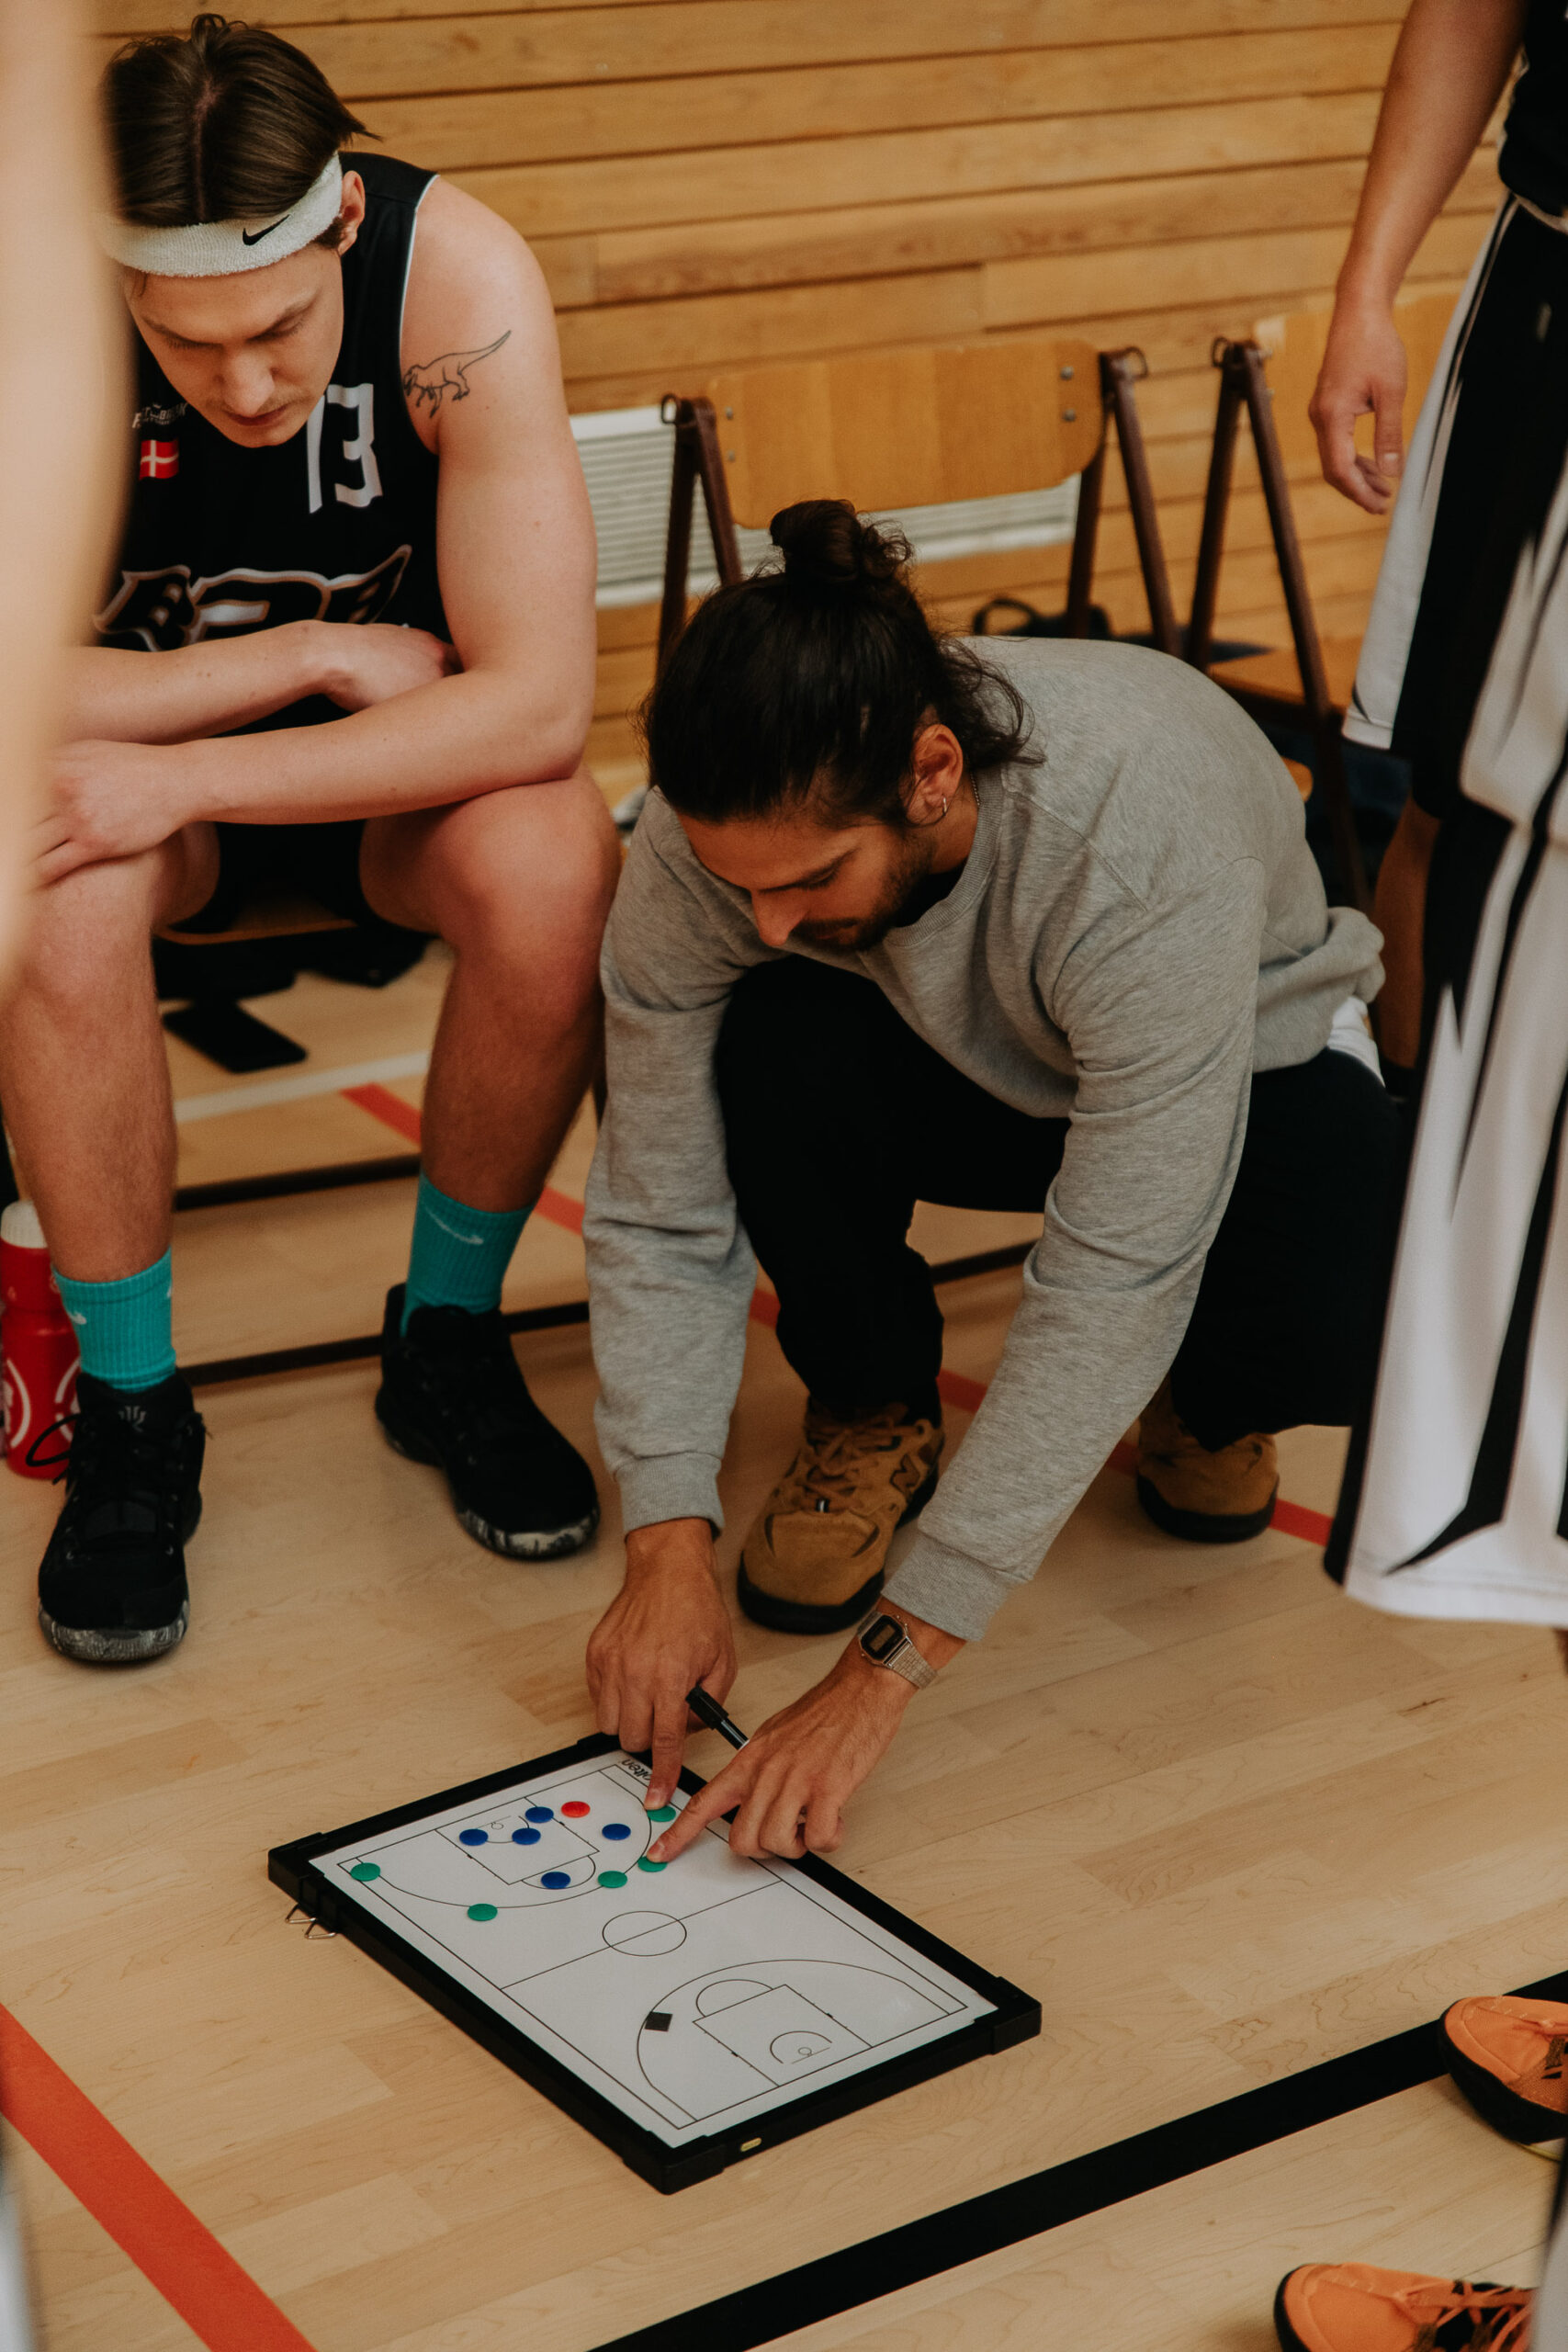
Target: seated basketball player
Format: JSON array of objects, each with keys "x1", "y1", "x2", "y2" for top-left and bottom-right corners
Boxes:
[
  {"x1": 0, "y1": 17, "x2": 620, "y2": 1664},
  {"x1": 582, "y1": 501, "x2": 1400, "y2": 1860}
]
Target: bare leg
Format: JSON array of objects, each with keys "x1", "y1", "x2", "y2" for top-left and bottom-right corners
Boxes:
[
  {"x1": 1371, "y1": 796, "x2": 1439, "y2": 1071},
  {"x1": 360, "y1": 770, "x2": 619, "y2": 1209},
  {"x1": 0, "y1": 826, "x2": 218, "y2": 1279}
]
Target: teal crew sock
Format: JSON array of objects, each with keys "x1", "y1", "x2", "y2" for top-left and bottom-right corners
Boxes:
[
  {"x1": 402, "y1": 1173, "x2": 529, "y2": 1331},
  {"x1": 55, "y1": 1250, "x2": 176, "y2": 1393}
]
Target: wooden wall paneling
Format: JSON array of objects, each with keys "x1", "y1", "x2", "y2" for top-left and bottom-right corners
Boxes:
[
  {"x1": 95, "y1": 6, "x2": 1413, "y2": 89},
  {"x1": 96, "y1": 3, "x2": 1412, "y2": 40},
  {"x1": 448, "y1": 94, "x2": 1393, "y2": 244},
  {"x1": 348, "y1": 29, "x2": 1400, "y2": 182},
  {"x1": 575, "y1": 153, "x2": 1498, "y2": 311},
  {"x1": 557, "y1": 263, "x2": 1474, "y2": 428},
  {"x1": 983, "y1": 210, "x2": 1487, "y2": 335}
]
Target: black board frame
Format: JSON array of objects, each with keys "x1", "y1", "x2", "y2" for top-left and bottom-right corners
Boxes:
[{"x1": 268, "y1": 1731, "x2": 1041, "y2": 2195}]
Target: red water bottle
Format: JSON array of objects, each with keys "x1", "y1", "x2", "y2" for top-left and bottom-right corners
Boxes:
[{"x1": 1, "y1": 1201, "x2": 78, "y2": 1477}]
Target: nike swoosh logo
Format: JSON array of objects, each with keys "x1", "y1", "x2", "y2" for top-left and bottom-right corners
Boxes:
[
  {"x1": 241, "y1": 214, "x2": 290, "y2": 246},
  {"x1": 427, "y1": 1215, "x2": 484, "y2": 1246}
]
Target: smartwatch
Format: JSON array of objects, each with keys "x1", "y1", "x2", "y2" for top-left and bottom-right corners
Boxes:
[{"x1": 857, "y1": 1609, "x2": 939, "y2": 1690}]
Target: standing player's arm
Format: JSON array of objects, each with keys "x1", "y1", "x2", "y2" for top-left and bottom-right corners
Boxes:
[
  {"x1": 1311, "y1": 0, "x2": 1525, "y2": 510},
  {"x1": 37, "y1": 197, "x2": 594, "y2": 879}
]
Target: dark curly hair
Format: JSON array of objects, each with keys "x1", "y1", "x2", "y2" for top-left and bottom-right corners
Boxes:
[
  {"x1": 643, "y1": 499, "x2": 1039, "y2": 828},
  {"x1": 101, "y1": 14, "x2": 369, "y2": 235}
]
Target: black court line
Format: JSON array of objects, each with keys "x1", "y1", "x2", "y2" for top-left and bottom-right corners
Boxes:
[
  {"x1": 591, "y1": 1963, "x2": 1568, "y2": 2351},
  {"x1": 175, "y1": 1153, "x2": 420, "y2": 1212},
  {"x1": 185, "y1": 1297, "x2": 591, "y2": 1388},
  {"x1": 182, "y1": 1243, "x2": 1035, "y2": 1390}
]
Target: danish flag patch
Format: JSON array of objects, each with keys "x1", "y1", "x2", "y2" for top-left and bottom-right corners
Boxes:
[{"x1": 138, "y1": 438, "x2": 178, "y2": 481}]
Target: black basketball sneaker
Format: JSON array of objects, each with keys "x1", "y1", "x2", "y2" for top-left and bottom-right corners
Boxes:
[
  {"x1": 37, "y1": 1372, "x2": 205, "y2": 1664},
  {"x1": 375, "y1": 1285, "x2": 600, "y2": 1559}
]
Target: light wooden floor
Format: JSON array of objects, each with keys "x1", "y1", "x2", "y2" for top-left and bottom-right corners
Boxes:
[{"x1": 4, "y1": 949, "x2": 1566, "y2": 2349}]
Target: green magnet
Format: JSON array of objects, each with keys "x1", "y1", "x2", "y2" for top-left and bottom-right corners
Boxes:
[
  {"x1": 637, "y1": 1857, "x2": 668, "y2": 1873},
  {"x1": 349, "y1": 1862, "x2": 380, "y2": 1882},
  {"x1": 648, "y1": 1805, "x2": 677, "y2": 1823},
  {"x1": 598, "y1": 1870, "x2": 627, "y2": 1888},
  {"x1": 467, "y1": 1903, "x2": 498, "y2": 1921}
]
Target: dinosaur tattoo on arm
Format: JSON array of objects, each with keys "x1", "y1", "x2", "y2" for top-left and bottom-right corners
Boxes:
[{"x1": 401, "y1": 330, "x2": 512, "y2": 415}]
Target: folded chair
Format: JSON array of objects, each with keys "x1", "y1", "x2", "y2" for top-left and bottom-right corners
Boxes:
[
  {"x1": 1185, "y1": 291, "x2": 1459, "y2": 913},
  {"x1": 655, "y1": 338, "x2": 1181, "y2": 673}
]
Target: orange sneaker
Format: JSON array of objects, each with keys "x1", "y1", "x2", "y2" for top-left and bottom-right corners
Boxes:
[
  {"x1": 1442, "y1": 1993, "x2": 1568, "y2": 2143},
  {"x1": 1275, "y1": 2265, "x2": 1530, "y2": 2352}
]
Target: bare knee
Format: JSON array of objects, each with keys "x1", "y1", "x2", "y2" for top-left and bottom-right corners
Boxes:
[
  {"x1": 12, "y1": 854, "x2": 162, "y2": 1012},
  {"x1": 430, "y1": 775, "x2": 620, "y2": 973}
]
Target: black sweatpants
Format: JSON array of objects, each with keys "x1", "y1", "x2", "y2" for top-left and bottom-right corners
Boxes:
[{"x1": 715, "y1": 959, "x2": 1401, "y2": 1449}]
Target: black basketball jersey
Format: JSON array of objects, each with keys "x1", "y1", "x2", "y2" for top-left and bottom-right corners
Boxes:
[
  {"x1": 1501, "y1": 2, "x2": 1568, "y2": 219},
  {"x1": 96, "y1": 153, "x2": 446, "y2": 721}
]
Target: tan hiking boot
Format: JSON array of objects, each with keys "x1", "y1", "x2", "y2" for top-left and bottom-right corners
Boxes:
[
  {"x1": 1135, "y1": 1375, "x2": 1277, "y2": 1543},
  {"x1": 739, "y1": 1402, "x2": 943, "y2": 1633}
]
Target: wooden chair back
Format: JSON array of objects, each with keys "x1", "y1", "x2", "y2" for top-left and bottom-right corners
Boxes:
[
  {"x1": 657, "y1": 336, "x2": 1180, "y2": 671},
  {"x1": 705, "y1": 338, "x2": 1102, "y2": 529}
]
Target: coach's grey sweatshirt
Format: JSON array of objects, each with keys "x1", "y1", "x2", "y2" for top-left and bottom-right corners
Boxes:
[{"x1": 583, "y1": 640, "x2": 1382, "y2": 1642}]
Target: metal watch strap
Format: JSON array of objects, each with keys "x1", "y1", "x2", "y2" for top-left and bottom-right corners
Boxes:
[{"x1": 857, "y1": 1610, "x2": 939, "y2": 1690}]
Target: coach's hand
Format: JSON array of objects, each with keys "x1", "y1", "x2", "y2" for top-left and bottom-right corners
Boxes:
[
  {"x1": 586, "y1": 1519, "x2": 737, "y2": 1809},
  {"x1": 318, "y1": 621, "x2": 459, "y2": 712},
  {"x1": 649, "y1": 1613, "x2": 958, "y2": 1864},
  {"x1": 1310, "y1": 298, "x2": 1407, "y2": 514}
]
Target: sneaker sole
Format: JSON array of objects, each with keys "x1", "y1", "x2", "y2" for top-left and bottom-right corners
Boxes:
[
  {"x1": 1443, "y1": 2034, "x2": 1568, "y2": 2146},
  {"x1": 737, "y1": 1463, "x2": 940, "y2": 1634},
  {"x1": 38, "y1": 1600, "x2": 189, "y2": 1666},
  {"x1": 1135, "y1": 1475, "x2": 1278, "y2": 1544},
  {"x1": 36, "y1": 1489, "x2": 200, "y2": 1668},
  {"x1": 1271, "y1": 2272, "x2": 1310, "y2": 2352},
  {"x1": 377, "y1": 1408, "x2": 600, "y2": 1562}
]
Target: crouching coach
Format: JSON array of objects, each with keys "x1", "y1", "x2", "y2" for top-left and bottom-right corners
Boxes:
[{"x1": 583, "y1": 502, "x2": 1396, "y2": 1861}]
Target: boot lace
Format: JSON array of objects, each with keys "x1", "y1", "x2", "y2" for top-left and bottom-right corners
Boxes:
[
  {"x1": 28, "y1": 1401, "x2": 198, "y2": 1549},
  {"x1": 1374, "y1": 2278, "x2": 1530, "y2": 2351},
  {"x1": 1503, "y1": 2009, "x2": 1568, "y2": 2096},
  {"x1": 785, "y1": 1408, "x2": 931, "y2": 1515}
]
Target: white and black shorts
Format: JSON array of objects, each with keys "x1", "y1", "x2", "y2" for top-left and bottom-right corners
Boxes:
[{"x1": 1331, "y1": 198, "x2": 1568, "y2": 1623}]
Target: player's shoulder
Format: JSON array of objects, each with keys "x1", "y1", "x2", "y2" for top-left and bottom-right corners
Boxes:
[{"x1": 404, "y1": 176, "x2": 551, "y2": 332}]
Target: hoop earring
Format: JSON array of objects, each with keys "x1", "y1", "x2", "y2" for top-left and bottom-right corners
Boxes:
[{"x1": 939, "y1": 794, "x2": 949, "y2": 820}]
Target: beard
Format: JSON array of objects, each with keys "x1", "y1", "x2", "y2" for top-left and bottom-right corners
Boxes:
[{"x1": 790, "y1": 829, "x2": 937, "y2": 953}]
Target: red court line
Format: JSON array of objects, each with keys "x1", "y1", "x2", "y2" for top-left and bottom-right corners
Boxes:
[
  {"x1": 0, "y1": 2004, "x2": 314, "y2": 2351},
  {"x1": 1269, "y1": 1494, "x2": 1335, "y2": 1546},
  {"x1": 339, "y1": 1079, "x2": 422, "y2": 1143},
  {"x1": 339, "y1": 1083, "x2": 583, "y2": 1238},
  {"x1": 336, "y1": 1082, "x2": 1335, "y2": 1545}
]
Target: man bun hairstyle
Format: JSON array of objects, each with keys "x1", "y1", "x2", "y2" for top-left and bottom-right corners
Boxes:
[
  {"x1": 769, "y1": 497, "x2": 907, "y2": 594},
  {"x1": 644, "y1": 499, "x2": 1038, "y2": 831},
  {"x1": 102, "y1": 13, "x2": 368, "y2": 234}
]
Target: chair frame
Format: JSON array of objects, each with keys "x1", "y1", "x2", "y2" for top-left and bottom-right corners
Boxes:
[
  {"x1": 656, "y1": 348, "x2": 1181, "y2": 674},
  {"x1": 1186, "y1": 337, "x2": 1371, "y2": 914}
]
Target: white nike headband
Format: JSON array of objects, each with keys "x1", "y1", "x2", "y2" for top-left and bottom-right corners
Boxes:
[{"x1": 97, "y1": 153, "x2": 344, "y2": 278}]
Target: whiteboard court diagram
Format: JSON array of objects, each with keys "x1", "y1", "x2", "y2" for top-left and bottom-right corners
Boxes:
[{"x1": 270, "y1": 1736, "x2": 1039, "y2": 2189}]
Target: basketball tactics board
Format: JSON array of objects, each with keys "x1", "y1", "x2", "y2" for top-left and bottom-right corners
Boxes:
[{"x1": 269, "y1": 1734, "x2": 1040, "y2": 2191}]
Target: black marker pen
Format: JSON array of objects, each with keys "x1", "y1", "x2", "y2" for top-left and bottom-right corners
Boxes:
[{"x1": 684, "y1": 1685, "x2": 749, "y2": 1750}]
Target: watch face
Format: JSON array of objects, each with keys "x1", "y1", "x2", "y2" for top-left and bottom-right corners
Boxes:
[{"x1": 861, "y1": 1615, "x2": 905, "y2": 1662}]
